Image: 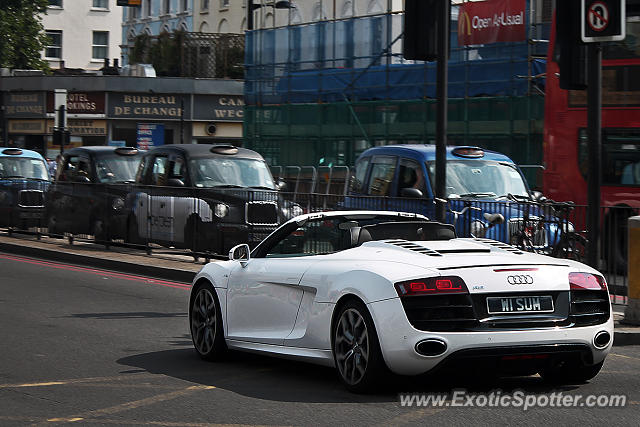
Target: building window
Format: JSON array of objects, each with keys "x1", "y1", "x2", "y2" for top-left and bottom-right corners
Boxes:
[
  {"x1": 45, "y1": 30, "x2": 62, "y2": 59},
  {"x1": 220, "y1": 0, "x2": 229, "y2": 8},
  {"x1": 48, "y1": 0, "x2": 62, "y2": 7},
  {"x1": 145, "y1": 0, "x2": 152, "y2": 17},
  {"x1": 92, "y1": 31, "x2": 109, "y2": 60},
  {"x1": 163, "y1": 0, "x2": 170, "y2": 14},
  {"x1": 201, "y1": 0, "x2": 209, "y2": 11},
  {"x1": 92, "y1": 0, "x2": 108, "y2": 9},
  {"x1": 181, "y1": 0, "x2": 188, "y2": 12}
]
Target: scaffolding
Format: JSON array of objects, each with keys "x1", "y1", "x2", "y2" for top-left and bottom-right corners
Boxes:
[{"x1": 244, "y1": 2, "x2": 550, "y2": 188}]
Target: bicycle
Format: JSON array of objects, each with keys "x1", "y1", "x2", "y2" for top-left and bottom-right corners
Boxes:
[
  {"x1": 546, "y1": 200, "x2": 588, "y2": 263},
  {"x1": 436, "y1": 198, "x2": 504, "y2": 238}
]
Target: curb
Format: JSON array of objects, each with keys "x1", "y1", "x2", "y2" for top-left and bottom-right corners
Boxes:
[{"x1": 0, "y1": 240, "x2": 196, "y2": 284}]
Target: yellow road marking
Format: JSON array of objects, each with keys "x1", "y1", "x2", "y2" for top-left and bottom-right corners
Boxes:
[
  {"x1": 0, "y1": 416, "x2": 283, "y2": 427},
  {"x1": 42, "y1": 385, "x2": 216, "y2": 425},
  {"x1": 610, "y1": 353, "x2": 640, "y2": 362},
  {"x1": 0, "y1": 373, "x2": 152, "y2": 389}
]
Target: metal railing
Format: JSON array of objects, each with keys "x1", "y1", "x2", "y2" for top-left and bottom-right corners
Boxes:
[{"x1": 0, "y1": 183, "x2": 630, "y2": 301}]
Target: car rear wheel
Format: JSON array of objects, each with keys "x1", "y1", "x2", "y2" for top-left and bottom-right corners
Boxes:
[
  {"x1": 540, "y1": 360, "x2": 604, "y2": 384},
  {"x1": 333, "y1": 300, "x2": 385, "y2": 393},
  {"x1": 190, "y1": 281, "x2": 226, "y2": 361}
]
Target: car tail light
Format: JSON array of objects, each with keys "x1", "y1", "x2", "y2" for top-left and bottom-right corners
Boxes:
[
  {"x1": 569, "y1": 272, "x2": 607, "y2": 291},
  {"x1": 395, "y1": 276, "x2": 469, "y2": 296}
]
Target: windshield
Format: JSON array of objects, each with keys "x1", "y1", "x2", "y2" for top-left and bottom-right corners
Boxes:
[
  {"x1": 426, "y1": 160, "x2": 529, "y2": 199},
  {"x1": 189, "y1": 158, "x2": 275, "y2": 189},
  {"x1": 0, "y1": 157, "x2": 50, "y2": 181},
  {"x1": 95, "y1": 154, "x2": 141, "y2": 183}
]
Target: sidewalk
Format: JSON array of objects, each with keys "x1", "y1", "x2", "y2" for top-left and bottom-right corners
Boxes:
[
  {"x1": 0, "y1": 231, "x2": 203, "y2": 283},
  {"x1": 1, "y1": 230, "x2": 639, "y2": 346}
]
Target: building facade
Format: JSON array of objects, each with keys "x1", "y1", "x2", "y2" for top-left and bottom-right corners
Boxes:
[
  {"x1": 121, "y1": 0, "x2": 194, "y2": 64},
  {"x1": 0, "y1": 75, "x2": 243, "y2": 158},
  {"x1": 243, "y1": 0, "x2": 552, "y2": 188},
  {"x1": 42, "y1": 0, "x2": 123, "y2": 70}
]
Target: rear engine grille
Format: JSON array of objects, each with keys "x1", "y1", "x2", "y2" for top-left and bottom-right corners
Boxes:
[
  {"x1": 18, "y1": 190, "x2": 44, "y2": 207},
  {"x1": 570, "y1": 290, "x2": 610, "y2": 326},
  {"x1": 474, "y1": 238, "x2": 524, "y2": 254},
  {"x1": 384, "y1": 239, "x2": 442, "y2": 256},
  {"x1": 245, "y1": 201, "x2": 278, "y2": 226},
  {"x1": 400, "y1": 294, "x2": 477, "y2": 331},
  {"x1": 508, "y1": 217, "x2": 547, "y2": 247}
]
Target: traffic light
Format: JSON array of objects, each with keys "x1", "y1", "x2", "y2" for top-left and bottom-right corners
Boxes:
[
  {"x1": 556, "y1": 0, "x2": 587, "y2": 90},
  {"x1": 403, "y1": 0, "x2": 449, "y2": 61}
]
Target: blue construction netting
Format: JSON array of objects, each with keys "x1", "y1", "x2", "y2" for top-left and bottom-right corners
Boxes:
[{"x1": 245, "y1": 6, "x2": 549, "y2": 105}]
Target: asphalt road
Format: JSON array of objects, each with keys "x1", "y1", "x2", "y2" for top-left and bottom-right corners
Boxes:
[{"x1": 0, "y1": 252, "x2": 639, "y2": 426}]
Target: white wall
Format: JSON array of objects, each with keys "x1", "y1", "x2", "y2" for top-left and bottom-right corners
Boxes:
[{"x1": 42, "y1": 0, "x2": 123, "y2": 70}]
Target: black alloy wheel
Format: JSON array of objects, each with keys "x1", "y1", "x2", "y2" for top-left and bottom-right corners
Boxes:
[{"x1": 190, "y1": 281, "x2": 226, "y2": 361}]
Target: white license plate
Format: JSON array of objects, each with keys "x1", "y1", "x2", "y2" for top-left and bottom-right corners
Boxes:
[{"x1": 487, "y1": 296, "x2": 554, "y2": 314}]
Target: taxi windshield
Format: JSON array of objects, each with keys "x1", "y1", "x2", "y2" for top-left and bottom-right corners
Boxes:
[
  {"x1": 189, "y1": 157, "x2": 275, "y2": 189},
  {"x1": 0, "y1": 157, "x2": 50, "y2": 181},
  {"x1": 426, "y1": 160, "x2": 529, "y2": 199},
  {"x1": 95, "y1": 154, "x2": 141, "y2": 183}
]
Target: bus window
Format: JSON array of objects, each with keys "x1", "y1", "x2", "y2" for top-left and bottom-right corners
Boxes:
[{"x1": 578, "y1": 128, "x2": 640, "y2": 186}]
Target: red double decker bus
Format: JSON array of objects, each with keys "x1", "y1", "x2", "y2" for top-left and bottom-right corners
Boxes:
[{"x1": 543, "y1": 3, "x2": 640, "y2": 271}]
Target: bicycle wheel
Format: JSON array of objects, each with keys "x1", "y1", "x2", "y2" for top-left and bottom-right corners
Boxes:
[{"x1": 551, "y1": 233, "x2": 588, "y2": 263}]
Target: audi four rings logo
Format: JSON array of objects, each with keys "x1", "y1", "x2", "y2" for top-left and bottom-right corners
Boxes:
[{"x1": 507, "y1": 275, "x2": 534, "y2": 285}]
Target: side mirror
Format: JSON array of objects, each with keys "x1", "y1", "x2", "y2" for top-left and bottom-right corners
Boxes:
[
  {"x1": 276, "y1": 179, "x2": 287, "y2": 191},
  {"x1": 228, "y1": 243, "x2": 250, "y2": 267},
  {"x1": 167, "y1": 178, "x2": 185, "y2": 187},
  {"x1": 400, "y1": 187, "x2": 423, "y2": 198}
]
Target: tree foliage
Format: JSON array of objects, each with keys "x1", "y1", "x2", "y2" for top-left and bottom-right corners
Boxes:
[{"x1": 0, "y1": 0, "x2": 50, "y2": 70}]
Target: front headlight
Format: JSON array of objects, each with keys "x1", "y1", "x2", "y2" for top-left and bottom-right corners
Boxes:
[
  {"x1": 470, "y1": 220, "x2": 487, "y2": 238},
  {"x1": 112, "y1": 197, "x2": 125, "y2": 211},
  {"x1": 289, "y1": 203, "x2": 304, "y2": 219},
  {"x1": 214, "y1": 203, "x2": 229, "y2": 218}
]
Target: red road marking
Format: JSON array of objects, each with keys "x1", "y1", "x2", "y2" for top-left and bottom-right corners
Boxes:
[{"x1": 0, "y1": 253, "x2": 192, "y2": 290}]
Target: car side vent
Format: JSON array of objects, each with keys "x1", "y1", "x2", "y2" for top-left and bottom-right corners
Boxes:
[
  {"x1": 384, "y1": 239, "x2": 443, "y2": 256},
  {"x1": 474, "y1": 238, "x2": 524, "y2": 255}
]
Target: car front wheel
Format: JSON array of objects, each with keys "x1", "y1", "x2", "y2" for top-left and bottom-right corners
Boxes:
[
  {"x1": 333, "y1": 300, "x2": 385, "y2": 393},
  {"x1": 190, "y1": 281, "x2": 226, "y2": 361}
]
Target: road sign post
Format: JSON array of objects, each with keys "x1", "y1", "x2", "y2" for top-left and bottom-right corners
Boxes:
[
  {"x1": 581, "y1": 0, "x2": 625, "y2": 42},
  {"x1": 580, "y1": 0, "x2": 625, "y2": 267}
]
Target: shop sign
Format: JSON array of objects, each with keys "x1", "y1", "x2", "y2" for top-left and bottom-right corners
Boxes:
[
  {"x1": 3, "y1": 92, "x2": 46, "y2": 118},
  {"x1": 8, "y1": 120, "x2": 45, "y2": 134},
  {"x1": 108, "y1": 93, "x2": 191, "y2": 120},
  {"x1": 193, "y1": 95, "x2": 244, "y2": 122},
  {"x1": 458, "y1": 0, "x2": 526, "y2": 46},
  {"x1": 46, "y1": 92, "x2": 105, "y2": 114},
  {"x1": 46, "y1": 119, "x2": 107, "y2": 136},
  {"x1": 137, "y1": 123, "x2": 165, "y2": 149}
]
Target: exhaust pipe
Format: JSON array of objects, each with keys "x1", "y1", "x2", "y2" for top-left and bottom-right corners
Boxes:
[
  {"x1": 415, "y1": 339, "x2": 447, "y2": 356},
  {"x1": 594, "y1": 331, "x2": 611, "y2": 349}
]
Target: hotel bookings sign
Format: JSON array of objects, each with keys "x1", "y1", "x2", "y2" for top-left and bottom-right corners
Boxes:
[{"x1": 458, "y1": 0, "x2": 526, "y2": 46}]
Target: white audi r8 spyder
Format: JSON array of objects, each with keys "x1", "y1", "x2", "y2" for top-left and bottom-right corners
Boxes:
[{"x1": 188, "y1": 211, "x2": 613, "y2": 392}]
